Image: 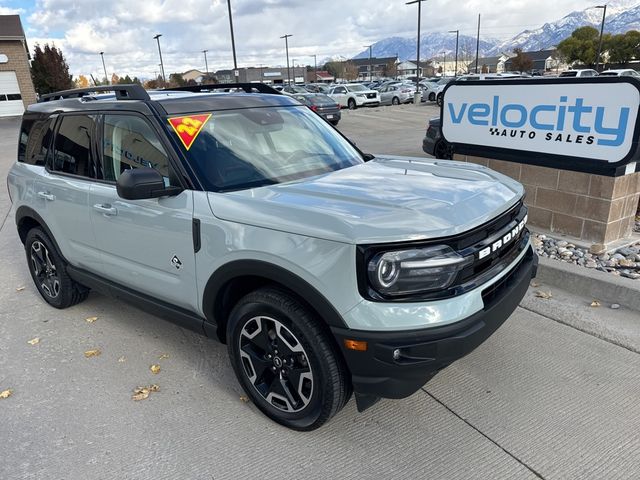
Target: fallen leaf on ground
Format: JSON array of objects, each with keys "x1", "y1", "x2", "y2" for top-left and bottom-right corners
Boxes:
[
  {"x1": 158, "y1": 353, "x2": 169, "y2": 360},
  {"x1": 239, "y1": 395, "x2": 249, "y2": 403},
  {"x1": 85, "y1": 316, "x2": 98, "y2": 323},
  {"x1": 530, "y1": 282, "x2": 540, "y2": 288},
  {"x1": 117, "y1": 356, "x2": 126, "y2": 363},
  {"x1": 150, "y1": 364, "x2": 161, "y2": 374},
  {"x1": 590, "y1": 300, "x2": 601, "y2": 307},
  {"x1": 0, "y1": 389, "x2": 12, "y2": 399},
  {"x1": 535, "y1": 290, "x2": 553, "y2": 299},
  {"x1": 132, "y1": 384, "x2": 160, "y2": 401},
  {"x1": 84, "y1": 349, "x2": 101, "y2": 358},
  {"x1": 27, "y1": 337, "x2": 40, "y2": 346},
  {"x1": 15, "y1": 286, "x2": 25, "y2": 292}
]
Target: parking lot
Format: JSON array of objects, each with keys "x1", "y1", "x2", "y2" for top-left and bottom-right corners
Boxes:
[{"x1": 1, "y1": 109, "x2": 640, "y2": 480}]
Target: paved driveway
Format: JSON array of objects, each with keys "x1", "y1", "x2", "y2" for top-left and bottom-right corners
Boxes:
[{"x1": 1, "y1": 113, "x2": 639, "y2": 479}]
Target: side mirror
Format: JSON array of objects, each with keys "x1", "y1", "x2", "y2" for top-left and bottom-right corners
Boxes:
[{"x1": 116, "y1": 168, "x2": 182, "y2": 200}]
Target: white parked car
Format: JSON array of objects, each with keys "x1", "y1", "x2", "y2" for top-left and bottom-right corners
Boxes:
[
  {"x1": 600, "y1": 69, "x2": 640, "y2": 77},
  {"x1": 559, "y1": 69, "x2": 599, "y2": 77},
  {"x1": 327, "y1": 83, "x2": 380, "y2": 109},
  {"x1": 423, "y1": 77, "x2": 455, "y2": 102}
]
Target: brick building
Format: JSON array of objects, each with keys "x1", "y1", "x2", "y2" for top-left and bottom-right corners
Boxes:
[{"x1": 0, "y1": 15, "x2": 37, "y2": 116}]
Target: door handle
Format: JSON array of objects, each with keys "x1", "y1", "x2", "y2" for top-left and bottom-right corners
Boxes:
[
  {"x1": 37, "y1": 191, "x2": 55, "y2": 201},
  {"x1": 93, "y1": 203, "x2": 118, "y2": 216}
]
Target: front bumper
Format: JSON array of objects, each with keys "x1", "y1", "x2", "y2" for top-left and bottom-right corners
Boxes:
[
  {"x1": 422, "y1": 134, "x2": 436, "y2": 155},
  {"x1": 332, "y1": 245, "x2": 537, "y2": 403}
]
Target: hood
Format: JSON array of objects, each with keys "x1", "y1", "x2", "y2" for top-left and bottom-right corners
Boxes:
[{"x1": 207, "y1": 156, "x2": 524, "y2": 244}]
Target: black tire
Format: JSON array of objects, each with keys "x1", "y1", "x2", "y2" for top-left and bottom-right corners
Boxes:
[
  {"x1": 227, "y1": 287, "x2": 351, "y2": 431},
  {"x1": 392, "y1": 96, "x2": 400, "y2": 105},
  {"x1": 434, "y1": 140, "x2": 453, "y2": 160},
  {"x1": 428, "y1": 92, "x2": 435, "y2": 101},
  {"x1": 436, "y1": 93, "x2": 443, "y2": 107},
  {"x1": 330, "y1": 120, "x2": 340, "y2": 126},
  {"x1": 347, "y1": 98, "x2": 356, "y2": 110},
  {"x1": 24, "y1": 227, "x2": 89, "y2": 309}
]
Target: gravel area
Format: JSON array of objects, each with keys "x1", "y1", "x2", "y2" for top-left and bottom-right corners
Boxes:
[{"x1": 533, "y1": 217, "x2": 640, "y2": 280}]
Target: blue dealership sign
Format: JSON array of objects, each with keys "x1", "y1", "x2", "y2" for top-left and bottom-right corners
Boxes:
[{"x1": 440, "y1": 77, "x2": 640, "y2": 176}]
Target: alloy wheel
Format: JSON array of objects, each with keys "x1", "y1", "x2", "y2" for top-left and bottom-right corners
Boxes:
[
  {"x1": 238, "y1": 315, "x2": 313, "y2": 413},
  {"x1": 30, "y1": 240, "x2": 60, "y2": 298}
]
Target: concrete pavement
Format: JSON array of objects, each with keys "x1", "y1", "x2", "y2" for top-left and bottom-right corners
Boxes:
[{"x1": 1, "y1": 111, "x2": 640, "y2": 480}]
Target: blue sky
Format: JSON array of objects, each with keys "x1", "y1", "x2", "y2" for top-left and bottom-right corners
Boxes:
[{"x1": 0, "y1": 0, "x2": 610, "y2": 79}]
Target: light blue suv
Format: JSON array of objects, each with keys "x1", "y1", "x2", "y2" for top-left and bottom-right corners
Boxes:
[{"x1": 7, "y1": 84, "x2": 537, "y2": 430}]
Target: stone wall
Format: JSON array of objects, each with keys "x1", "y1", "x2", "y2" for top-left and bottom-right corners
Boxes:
[
  {"x1": 453, "y1": 154, "x2": 640, "y2": 246},
  {"x1": 0, "y1": 39, "x2": 37, "y2": 107}
]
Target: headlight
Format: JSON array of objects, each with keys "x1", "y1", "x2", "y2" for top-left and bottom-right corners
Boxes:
[
  {"x1": 367, "y1": 245, "x2": 472, "y2": 296},
  {"x1": 356, "y1": 93, "x2": 367, "y2": 97}
]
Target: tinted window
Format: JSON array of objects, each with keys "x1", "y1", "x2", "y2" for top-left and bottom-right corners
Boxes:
[
  {"x1": 18, "y1": 116, "x2": 54, "y2": 165},
  {"x1": 101, "y1": 115, "x2": 170, "y2": 182},
  {"x1": 334, "y1": 87, "x2": 346, "y2": 94},
  {"x1": 560, "y1": 71, "x2": 577, "y2": 77},
  {"x1": 52, "y1": 115, "x2": 95, "y2": 177},
  {"x1": 7, "y1": 93, "x2": 22, "y2": 101}
]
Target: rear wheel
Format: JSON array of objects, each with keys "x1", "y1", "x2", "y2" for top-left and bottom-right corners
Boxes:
[
  {"x1": 436, "y1": 93, "x2": 443, "y2": 107},
  {"x1": 330, "y1": 120, "x2": 340, "y2": 126},
  {"x1": 392, "y1": 96, "x2": 400, "y2": 105},
  {"x1": 434, "y1": 140, "x2": 453, "y2": 160},
  {"x1": 25, "y1": 227, "x2": 89, "y2": 309},
  {"x1": 227, "y1": 287, "x2": 351, "y2": 430},
  {"x1": 347, "y1": 98, "x2": 356, "y2": 110}
]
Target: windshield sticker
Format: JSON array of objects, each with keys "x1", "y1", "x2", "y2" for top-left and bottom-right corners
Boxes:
[{"x1": 168, "y1": 114, "x2": 212, "y2": 150}]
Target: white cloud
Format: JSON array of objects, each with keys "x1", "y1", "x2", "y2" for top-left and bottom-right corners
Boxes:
[
  {"x1": 0, "y1": 6, "x2": 25, "y2": 14},
  {"x1": 18, "y1": 0, "x2": 606, "y2": 79}
]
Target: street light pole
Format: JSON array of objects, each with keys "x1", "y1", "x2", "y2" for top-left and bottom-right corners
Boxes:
[
  {"x1": 406, "y1": 0, "x2": 427, "y2": 95},
  {"x1": 442, "y1": 52, "x2": 446, "y2": 77},
  {"x1": 364, "y1": 45, "x2": 373, "y2": 81},
  {"x1": 99, "y1": 51, "x2": 108, "y2": 85},
  {"x1": 153, "y1": 34, "x2": 166, "y2": 85},
  {"x1": 226, "y1": 0, "x2": 239, "y2": 82},
  {"x1": 475, "y1": 14, "x2": 481, "y2": 73},
  {"x1": 449, "y1": 30, "x2": 459, "y2": 76},
  {"x1": 595, "y1": 5, "x2": 607, "y2": 71},
  {"x1": 280, "y1": 34, "x2": 293, "y2": 86},
  {"x1": 312, "y1": 54, "x2": 317, "y2": 81},
  {"x1": 202, "y1": 50, "x2": 209, "y2": 80}
]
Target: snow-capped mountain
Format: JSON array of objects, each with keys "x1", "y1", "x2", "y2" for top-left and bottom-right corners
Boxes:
[
  {"x1": 351, "y1": 1, "x2": 640, "y2": 63},
  {"x1": 352, "y1": 33, "x2": 496, "y2": 62},
  {"x1": 491, "y1": 0, "x2": 640, "y2": 53}
]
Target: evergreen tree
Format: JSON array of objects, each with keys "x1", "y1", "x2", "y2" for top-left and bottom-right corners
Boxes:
[{"x1": 31, "y1": 43, "x2": 74, "y2": 94}]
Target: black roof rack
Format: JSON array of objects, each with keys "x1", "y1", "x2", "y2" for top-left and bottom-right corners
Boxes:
[
  {"x1": 39, "y1": 84, "x2": 150, "y2": 103},
  {"x1": 164, "y1": 82, "x2": 282, "y2": 95}
]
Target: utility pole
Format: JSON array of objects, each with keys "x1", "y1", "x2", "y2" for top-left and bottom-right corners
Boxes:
[
  {"x1": 475, "y1": 14, "x2": 481, "y2": 74},
  {"x1": 226, "y1": 0, "x2": 239, "y2": 82},
  {"x1": 99, "y1": 51, "x2": 108, "y2": 85},
  {"x1": 153, "y1": 34, "x2": 166, "y2": 85},
  {"x1": 202, "y1": 50, "x2": 209, "y2": 80},
  {"x1": 364, "y1": 45, "x2": 373, "y2": 81},
  {"x1": 449, "y1": 30, "x2": 459, "y2": 76},
  {"x1": 280, "y1": 34, "x2": 293, "y2": 86},
  {"x1": 595, "y1": 5, "x2": 607, "y2": 71},
  {"x1": 312, "y1": 54, "x2": 317, "y2": 82},
  {"x1": 406, "y1": 0, "x2": 427, "y2": 98},
  {"x1": 442, "y1": 52, "x2": 446, "y2": 77},
  {"x1": 292, "y1": 59, "x2": 296, "y2": 84}
]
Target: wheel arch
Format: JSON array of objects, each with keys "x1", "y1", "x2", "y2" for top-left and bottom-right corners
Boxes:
[
  {"x1": 15, "y1": 206, "x2": 60, "y2": 251},
  {"x1": 202, "y1": 259, "x2": 349, "y2": 343}
]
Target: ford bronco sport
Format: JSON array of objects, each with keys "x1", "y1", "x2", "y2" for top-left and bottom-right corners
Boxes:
[{"x1": 7, "y1": 83, "x2": 537, "y2": 430}]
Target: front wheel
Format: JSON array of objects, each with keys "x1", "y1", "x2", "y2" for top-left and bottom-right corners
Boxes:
[
  {"x1": 436, "y1": 93, "x2": 443, "y2": 107},
  {"x1": 434, "y1": 140, "x2": 453, "y2": 159},
  {"x1": 347, "y1": 98, "x2": 356, "y2": 110},
  {"x1": 227, "y1": 288, "x2": 351, "y2": 430}
]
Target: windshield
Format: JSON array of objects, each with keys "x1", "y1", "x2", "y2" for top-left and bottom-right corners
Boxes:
[
  {"x1": 599, "y1": 72, "x2": 617, "y2": 76},
  {"x1": 559, "y1": 71, "x2": 577, "y2": 77},
  {"x1": 346, "y1": 84, "x2": 367, "y2": 92},
  {"x1": 173, "y1": 106, "x2": 363, "y2": 192}
]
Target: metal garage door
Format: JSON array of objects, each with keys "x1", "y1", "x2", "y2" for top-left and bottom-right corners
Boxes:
[{"x1": 0, "y1": 71, "x2": 24, "y2": 117}]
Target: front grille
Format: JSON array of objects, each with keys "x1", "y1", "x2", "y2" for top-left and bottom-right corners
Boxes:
[{"x1": 366, "y1": 93, "x2": 377, "y2": 99}]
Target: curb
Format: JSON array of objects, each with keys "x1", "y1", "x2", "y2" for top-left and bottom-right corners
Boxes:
[{"x1": 536, "y1": 256, "x2": 640, "y2": 312}]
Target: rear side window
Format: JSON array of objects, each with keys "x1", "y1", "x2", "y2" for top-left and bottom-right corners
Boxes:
[
  {"x1": 101, "y1": 114, "x2": 170, "y2": 182},
  {"x1": 18, "y1": 116, "x2": 54, "y2": 166},
  {"x1": 51, "y1": 115, "x2": 95, "y2": 177}
]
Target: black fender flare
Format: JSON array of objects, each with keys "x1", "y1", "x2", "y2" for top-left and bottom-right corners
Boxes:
[
  {"x1": 202, "y1": 259, "x2": 349, "y2": 332},
  {"x1": 15, "y1": 206, "x2": 63, "y2": 254}
]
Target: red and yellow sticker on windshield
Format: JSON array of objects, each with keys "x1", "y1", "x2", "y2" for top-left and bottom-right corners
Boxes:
[{"x1": 168, "y1": 114, "x2": 212, "y2": 150}]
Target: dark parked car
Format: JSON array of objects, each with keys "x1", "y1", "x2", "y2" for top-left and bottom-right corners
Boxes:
[
  {"x1": 422, "y1": 117, "x2": 452, "y2": 159},
  {"x1": 292, "y1": 93, "x2": 341, "y2": 125}
]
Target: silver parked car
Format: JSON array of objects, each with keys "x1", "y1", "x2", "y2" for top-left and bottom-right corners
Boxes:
[{"x1": 378, "y1": 83, "x2": 415, "y2": 105}]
